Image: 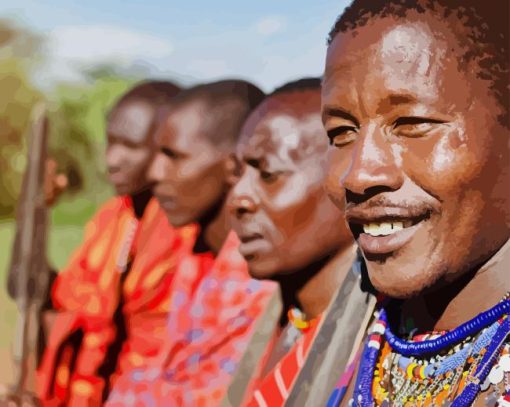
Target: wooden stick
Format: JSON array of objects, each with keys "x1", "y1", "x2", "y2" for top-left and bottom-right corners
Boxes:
[{"x1": 7, "y1": 103, "x2": 50, "y2": 403}]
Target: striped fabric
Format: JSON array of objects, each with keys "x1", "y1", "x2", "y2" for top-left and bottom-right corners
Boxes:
[
  {"x1": 105, "y1": 232, "x2": 276, "y2": 407},
  {"x1": 242, "y1": 315, "x2": 322, "y2": 407},
  {"x1": 37, "y1": 197, "x2": 201, "y2": 406}
]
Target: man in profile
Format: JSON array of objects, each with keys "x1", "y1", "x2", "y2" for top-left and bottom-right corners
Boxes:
[
  {"x1": 225, "y1": 78, "x2": 362, "y2": 407},
  {"x1": 106, "y1": 80, "x2": 275, "y2": 406},
  {"x1": 37, "y1": 81, "x2": 195, "y2": 406}
]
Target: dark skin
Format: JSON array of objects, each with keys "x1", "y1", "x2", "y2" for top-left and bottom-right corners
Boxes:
[
  {"x1": 45, "y1": 99, "x2": 156, "y2": 210},
  {"x1": 323, "y1": 12, "x2": 510, "y2": 335},
  {"x1": 32, "y1": 96, "x2": 158, "y2": 406},
  {"x1": 106, "y1": 99, "x2": 157, "y2": 212},
  {"x1": 148, "y1": 98, "x2": 232, "y2": 254},
  {"x1": 229, "y1": 90, "x2": 355, "y2": 320},
  {"x1": 43, "y1": 98, "x2": 158, "y2": 313}
]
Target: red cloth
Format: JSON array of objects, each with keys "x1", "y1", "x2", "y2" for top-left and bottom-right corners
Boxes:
[
  {"x1": 106, "y1": 232, "x2": 277, "y2": 407},
  {"x1": 241, "y1": 316, "x2": 322, "y2": 407},
  {"x1": 37, "y1": 197, "x2": 201, "y2": 406}
]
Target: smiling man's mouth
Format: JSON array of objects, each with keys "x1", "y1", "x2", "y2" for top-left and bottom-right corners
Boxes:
[
  {"x1": 347, "y1": 208, "x2": 433, "y2": 255},
  {"x1": 360, "y1": 213, "x2": 429, "y2": 237},
  {"x1": 363, "y1": 221, "x2": 409, "y2": 236}
]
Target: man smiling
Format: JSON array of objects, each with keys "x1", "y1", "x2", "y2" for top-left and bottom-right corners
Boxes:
[{"x1": 322, "y1": 1, "x2": 509, "y2": 406}]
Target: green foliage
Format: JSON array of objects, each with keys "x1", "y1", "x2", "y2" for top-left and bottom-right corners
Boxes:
[
  {"x1": 48, "y1": 74, "x2": 135, "y2": 226},
  {"x1": 0, "y1": 19, "x2": 135, "y2": 224},
  {"x1": 0, "y1": 21, "x2": 43, "y2": 219}
]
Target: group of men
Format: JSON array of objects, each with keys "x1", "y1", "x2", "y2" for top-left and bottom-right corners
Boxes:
[{"x1": 29, "y1": 0, "x2": 509, "y2": 406}]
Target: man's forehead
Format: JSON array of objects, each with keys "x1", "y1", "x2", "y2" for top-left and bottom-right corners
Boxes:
[
  {"x1": 239, "y1": 112, "x2": 325, "y2": 163},
  {"x1": 323, "y1": 20, "x2": 449, "y2": 111},
  {"x1": 107, "y1": 100, "x2": 155, "y2": 143},
  {"x1": 161, "y1": 99, "x2": 214, "y2": 150}
]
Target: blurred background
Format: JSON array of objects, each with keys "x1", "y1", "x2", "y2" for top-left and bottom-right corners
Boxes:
[{"x1": 0, "y1": 0, "x2": 349, "y2": 385}]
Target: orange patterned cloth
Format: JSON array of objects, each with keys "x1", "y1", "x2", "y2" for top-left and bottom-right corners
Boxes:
[
  {"x1": 37, "y1": 196, "x2": 202, "y2": 406},
  {"x1": 106, "y1": 232, "x2": 277, "y2": 407},
  {"x1": 241, "y1": 315, "x2": 322, "y2": 407}
]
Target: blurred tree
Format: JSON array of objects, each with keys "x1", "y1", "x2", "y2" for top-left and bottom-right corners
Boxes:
[
  {"x1": 0, "y1": 19, "x2": 135, "y2": 223},
  {"x1": 0, "y1": 19, "x2": 43, "y2": 219},
  {"x1": 0, "y1": 19, "x2": 177, "y2": 225},
  {"x1": 49, "y1": 71, "x2": 135, "y2": 225}
]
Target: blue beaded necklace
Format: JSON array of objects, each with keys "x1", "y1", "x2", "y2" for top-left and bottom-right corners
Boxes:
[
  {"x1": 382, "y1": 299, "x2": 510, "y2": 357},
  {"x1": 328, "y1": 296, "x2": 510, "y2": 407}
]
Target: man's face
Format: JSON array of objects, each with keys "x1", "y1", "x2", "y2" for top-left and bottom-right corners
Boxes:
[
  {"x1": 148, "y1": 100, "x2": 227, "y2": 227},
  {"x1": 322, "y1": 17, "x2": 510, "y2": 298},
  {"x1": 106, "y1": 100, "x2": 155, "y2": 196},
  {"x1": 229, "y1": 92, "x2": 350, "y2": 279}
]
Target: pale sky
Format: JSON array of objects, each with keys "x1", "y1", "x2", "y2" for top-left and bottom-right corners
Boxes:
[{"x1": 1, "y1": 0, "x2": 351, "y2": 91}]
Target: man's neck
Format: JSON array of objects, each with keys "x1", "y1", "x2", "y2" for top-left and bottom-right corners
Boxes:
[
  {"x1": 193, "y1": 196, "x2": 230, "y2": 255},
  {"x1": 130, "y1": 188, "x2": 153, "y2": 219},
  {"x1": 278, "y1": 242, "x2": 357, "y2": 323},
  {"x1": 400, "y1": 237, "x2": 510, "y2": 333}
]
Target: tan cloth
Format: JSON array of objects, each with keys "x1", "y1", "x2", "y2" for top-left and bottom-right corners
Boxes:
[
  {"x1": 285, "y1": 252, "x2": 375, "y2": 407},
  {"x1": 221, "y1": 292, "x2": 282, "y2": 407}
]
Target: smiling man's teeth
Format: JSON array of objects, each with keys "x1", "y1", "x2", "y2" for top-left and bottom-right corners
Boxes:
[{"x1": 363, "y1": 222, "x2": 405, "y2": 237}]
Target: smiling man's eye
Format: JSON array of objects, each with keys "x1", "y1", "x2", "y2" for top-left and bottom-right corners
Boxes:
[
  {"x1": 326, "y1": 126, "x2": 357, "y2": 147},
  {"x1": 393, "y1": 117, "x2": 447, "y2": 138}
]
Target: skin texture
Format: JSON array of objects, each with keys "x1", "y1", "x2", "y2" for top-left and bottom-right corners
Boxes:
[
  {"x1": 229, "y1": 89, "x2": 355, "y2": 318},
  {"x1": 148, "y1": 99, "x2": 229, "y2": 230},
  {"x1": 106, "y1": 99, "x2": 156, "y2": 196},
  {"x1": 322, "y1": 14, "x2": 510, "y2": 330}
]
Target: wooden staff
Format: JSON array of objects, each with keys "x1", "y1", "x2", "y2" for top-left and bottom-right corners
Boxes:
[{"x1": 5, "y1": 103, "x2": 51, "y2": 406}]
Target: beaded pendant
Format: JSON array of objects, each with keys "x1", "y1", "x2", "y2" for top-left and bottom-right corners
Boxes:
[
  {"x1": 373, "y1": 322, "x2": 500, "y2": 406},
  {"x1": 344, "y1": 295, "x2": 510, "y2": 407},
  {"x1": 287, "y1": 307, "x2": 318, "y2": 333}
]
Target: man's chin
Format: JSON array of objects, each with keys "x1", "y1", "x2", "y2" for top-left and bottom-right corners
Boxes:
[
  {"x1": 164, "y1": 212, "x2": 193, "y2": 228},
  {"x1": 368, "y1": 266, "x2": 436, "y2": 299},
  {"x1": 113, "y1": 185, "x2": 131, "y2": 196},
  {"x1": 364, "y1": 249, "x2": 436, "y2": 298},
  {"x1": 246, "y1": 258, "x2": 279, "y2": 281}
]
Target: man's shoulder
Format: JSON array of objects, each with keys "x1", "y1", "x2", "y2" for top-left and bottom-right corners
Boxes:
[
  {"x1": 96, "y1": 195, "x2": 131, "y2": 215},
  {"x1": 87, "y1": 196, "x2": 132, "y2": 225}
]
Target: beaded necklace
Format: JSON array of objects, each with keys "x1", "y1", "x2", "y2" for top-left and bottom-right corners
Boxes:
[
  {"x1": 287, "y1": 307, "x2": 319, "y2": 333},
  {"x1": 327, "y1": 294, "x2": 510, "y2": 407}
]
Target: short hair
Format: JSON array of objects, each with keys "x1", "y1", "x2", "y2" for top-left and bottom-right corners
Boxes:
[
  {"x1": 168, "y1": 79, "x2": 265, "y2": 151},
  {"x1": 327, "y1": 0, "x2": 509, "y2": 126},
  {"x1": 246, "y1": 77, "x2": 326, "y2": 162},
  {"x1": 270, "y1": 77, "x2": 321, "y2": 97},
  {"x1": 114, "y1": 80, "x2": 182, "y2": 110}
]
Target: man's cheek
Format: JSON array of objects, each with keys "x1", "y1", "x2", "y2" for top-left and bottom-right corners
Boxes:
[
  {"x1": 405, "y1": 143, "x2": 471, "y2": 196},
  {"x1": 324, "y1": 171, "x2": 345, "y2": 209}
]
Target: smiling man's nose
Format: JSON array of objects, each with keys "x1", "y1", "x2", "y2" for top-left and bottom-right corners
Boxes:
[{"x1": 342, "y1": 126, "x2": 404, "y2": 197}]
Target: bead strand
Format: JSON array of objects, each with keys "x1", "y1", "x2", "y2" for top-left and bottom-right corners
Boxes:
[
  {"x1": 382, "y1": 299, "x2": 510, "y2": 357},
  {"x1": 453, "y1": 317, "x2": 510, "y2": 406}
]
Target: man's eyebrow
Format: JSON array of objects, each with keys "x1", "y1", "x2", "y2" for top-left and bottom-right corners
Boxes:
[
  {"x1": 376, "y1": 93, "x2": 419, "y2": 114},
  {"x1": 323, "y1": 107, "x2": 360, "y2": 127}
]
